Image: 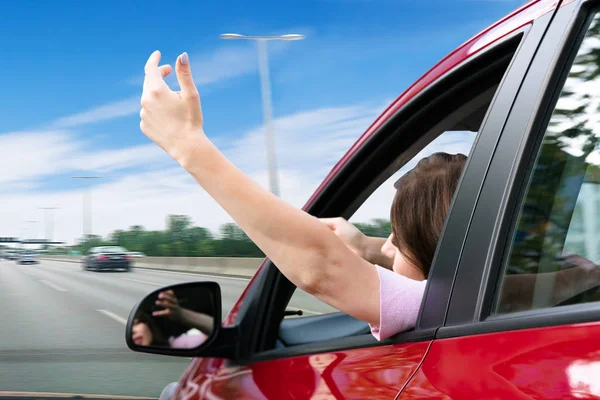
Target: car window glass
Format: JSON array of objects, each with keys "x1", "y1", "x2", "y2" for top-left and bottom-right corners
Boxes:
[
  {"x1": 494, "y1": 13, "x2": 600, "y2": 314},
  {"x1": 286, "y1": 34, "x2": 524, "y2": 322},
  {"x1": 287, "y1": 129, "x2": 477, "y2": 317}
]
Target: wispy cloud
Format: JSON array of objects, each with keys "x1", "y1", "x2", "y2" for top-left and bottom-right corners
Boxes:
[
  {"x1": 1, "y1": 99, "x2": 476, "y2": 244},
  {"x1": 129, "y1": 40, "x2": 294, "y2": 89},
  {"x1": 128, "y1": 45, "x2": 261, "y2": 89},
  {"x1": 191, "y1": 45, "x2": 259, "y2": 86},
  {"x1": 0, "y1": 130, "x2": 168, "y2": 189},
  {"x1": 52, "y1": 97, "x2": 140, "y2": 128},
  {"x1": 223, "y1": 102, "x2": 389, "y2": 183}
]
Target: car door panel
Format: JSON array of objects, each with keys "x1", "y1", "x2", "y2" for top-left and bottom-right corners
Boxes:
[
  {"x1": 278, "y1": 313, "x2": 371, "y2": 346},
  {"x1": 198, "y1": 342, "x2": 430, "y2": 399},
  {"x1": 412, "y1": 1, "x2": 600, "y2": 399},
  {"x1": 400, "y1": 322, "x2": 600, "y2": 399}
]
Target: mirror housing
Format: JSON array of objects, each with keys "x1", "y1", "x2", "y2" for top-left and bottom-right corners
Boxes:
[{"x1": 126, "y1": 281, "x2": 239, "y2": 359}]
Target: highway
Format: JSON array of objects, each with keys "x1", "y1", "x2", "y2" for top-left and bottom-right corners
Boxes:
[{"x1": 0, "y1": 258, "x2": 332, "y2": 398}]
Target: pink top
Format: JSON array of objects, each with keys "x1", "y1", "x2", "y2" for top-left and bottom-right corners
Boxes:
[
  {"x1": 169, "y1": 332, "x2": 208, "y2": 349},
  {"x1": 369, "y1": 265, "x2": 428, "y2": 341}
]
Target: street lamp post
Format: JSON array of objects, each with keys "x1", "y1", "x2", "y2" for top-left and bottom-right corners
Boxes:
[
  {"x1": 39, "y1": 207, "x2": 60, "y2": 243},
  {"x1": 72, "y1": 176, "x2": 102, "y2": 240},
  {"x1": 220, "y1": 33, "x2": 305, "y2": 197},
  {"x1": 25, "y1": 220, "x2": 40, "y2": 240}
]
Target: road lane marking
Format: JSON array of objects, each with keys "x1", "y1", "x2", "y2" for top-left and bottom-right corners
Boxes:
[
  {"x1": 42, "y1": 259, "x2": 253, "y2": 281},
  {"x1": 122, "y1": 277, "x2": 163, "y2": 286},
  {"x1": 97, "y1": 309, "x2": 128, "y2": 325},
  {"x1": 38, "y1": 280, "x2": 67, "y2": 292},
  {"x1": 18, "y1": 267, "x2": 37, "y2": 276}
]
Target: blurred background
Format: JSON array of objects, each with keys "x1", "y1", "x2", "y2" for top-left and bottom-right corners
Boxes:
[{"x1": 0, "y1": 0, "x2": 523, "y2": 397}]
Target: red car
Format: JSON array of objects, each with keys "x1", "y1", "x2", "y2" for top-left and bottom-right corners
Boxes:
[{"x1": 129, "y1": 0, "x2": 600, "y2": 398}]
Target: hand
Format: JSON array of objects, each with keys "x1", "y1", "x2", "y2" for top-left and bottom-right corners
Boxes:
[
  {"x1": 319, "y1": 217, "x2": 367, "y2": 259},
  {"x1": 153, "y1": 290, "x2": 183, "y2": 321},
  {"x1": 140, "y1": 50, "x2": 206, "y2": 165}
]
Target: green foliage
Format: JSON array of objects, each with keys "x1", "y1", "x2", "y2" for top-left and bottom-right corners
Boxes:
[
  {"x1": 506, "y1": 14, "x2": 600, "y2": 276},
  {"x1": 70, "y1": 214, "x2": 395, "y2": 258},
  {"x1": 73, "y1": 215, "x2": 264, "y2": 257},
  {"x1": 354, "y1": 219, "x2": 392, "y2": 238}
]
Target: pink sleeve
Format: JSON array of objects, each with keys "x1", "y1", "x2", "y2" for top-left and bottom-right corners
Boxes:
[
  {"x1": 169, "y1": 332, "x2": 208, "y2": 349},
  {"x1": 369, "y1": 265, "x2": 427, "y2": 341}
]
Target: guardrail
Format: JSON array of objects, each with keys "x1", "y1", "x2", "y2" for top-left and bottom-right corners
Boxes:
[{"x1": 39, "y1": 255, "x2": 264, "y2": 278}]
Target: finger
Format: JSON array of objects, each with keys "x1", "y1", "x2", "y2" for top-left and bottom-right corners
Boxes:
[
  {"x1": 158, "y1": 291, "x2": 175, "y2": 300},
  {"x1": 144, "y1": 50, "x2": 162, "y2": 78},
  {"x1": 156, "y1": 299, "x2": 176, "y2": 309},
  {"x1": 152, "y1": 310, "x2": 169, "y2": 317},
  {"x1": 155, "y1": 300, "x2": 170, "y2": 309},
  {"x1": 162, "y1": 291, "x2": 177, "y2": 301},
  {"x1": 143, "y1": 50, "x2": 167, "y2": 91},
  {"x1": 159, "y1": 64, "x2": 172, "y2": 78},
  {"x1": 175, "y1": 52, "x2": 199, "y2": 99}
]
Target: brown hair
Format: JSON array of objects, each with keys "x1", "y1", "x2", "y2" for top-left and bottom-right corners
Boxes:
[
  {"x1": 134, "y1": 310, "x2": 168, "y2": 346},
  {"x1": 391, "y1": 152, "x2": 467, "y2": 277}
]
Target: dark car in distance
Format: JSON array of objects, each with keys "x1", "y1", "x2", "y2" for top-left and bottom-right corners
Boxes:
[
  {"x1": 17, "y1": 250, "x2": 38, "y2": 265},
  {"x1": 82, "y1": 246, "x2": 132, "y2": 272}
]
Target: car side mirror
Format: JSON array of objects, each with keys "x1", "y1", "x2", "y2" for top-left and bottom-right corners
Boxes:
[{"x1": 126, "y1": 281, "x2": 238, "y2": 358}]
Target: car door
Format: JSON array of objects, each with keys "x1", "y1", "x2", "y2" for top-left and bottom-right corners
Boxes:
[
  {"x1": 401, "y1": 1, "x2": 600, "y2": 398},
  {"x1": 171, "y1": 11, "x2": 552, "y2": 399}
]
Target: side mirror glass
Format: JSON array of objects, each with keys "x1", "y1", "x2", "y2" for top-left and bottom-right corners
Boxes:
[{"x1": 126, "y1": 281, "x2": 221, "y2": 355}]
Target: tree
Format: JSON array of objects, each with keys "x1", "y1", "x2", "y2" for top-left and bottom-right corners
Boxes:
[
  {"x1": 508, "y1": 14, "x2": 600, "y2": 276},
  {"x1": 167, "y1": 215, "x2": 192, "y2": 243},
  {"x1": 355, "y1": 219, "x2": 392, "y2": 238}
]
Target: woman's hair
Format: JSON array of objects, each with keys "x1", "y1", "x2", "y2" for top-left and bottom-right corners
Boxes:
[
  {"x1": 134, "y1": 310, "x2": 168, "y2": 346},
  {"x1": 391, "y1": 152, "x2": 467, "y2": 277}
]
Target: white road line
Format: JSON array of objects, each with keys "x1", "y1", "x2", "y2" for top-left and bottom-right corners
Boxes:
[
  {"x1": 97, "y1": 309, "x2": 128, "y2": 325},
  {"x1": 38, "y1": 280, "x2": 67, "y2": 292},
  {"x1": 42, "y1": 259, "x2": 253, "y2": 281},
  {"x1": 122, "y1": 277, "x2": 163, "y2": 287}
]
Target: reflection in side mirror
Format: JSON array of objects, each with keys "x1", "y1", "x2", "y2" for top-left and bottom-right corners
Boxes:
[{"x1": 126, "y1": 281, "x2": 221, "y2": 354}]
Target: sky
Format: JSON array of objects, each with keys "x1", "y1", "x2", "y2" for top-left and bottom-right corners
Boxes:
[{"x1": 0, "y1": 0, "x2": 524, "y2": 244}]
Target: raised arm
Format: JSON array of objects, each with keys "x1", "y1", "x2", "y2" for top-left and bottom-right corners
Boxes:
[
  {"x1": 500, "y1": 255, "x2": 600, "y2": 311},
  {"x1": 153, "y1": 290, "x2": 215, "y2": 335},
  {"x1": 320, "y1": 217, "x2": 395, "y2": 270},
  {"x1": 176, "y1": 309, "x2": 214, "y2": 335},
  {"x1": 140, "y1": 51, "x2": 381, "y2": 326}
]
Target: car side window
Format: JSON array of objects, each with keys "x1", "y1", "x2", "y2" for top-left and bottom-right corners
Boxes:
[
  {"x1": 286, "y1": 130, "x2": 477, "y2": 317},
  {"x1": 494, "y1": 12, "x2": 600, "y2": 314}
]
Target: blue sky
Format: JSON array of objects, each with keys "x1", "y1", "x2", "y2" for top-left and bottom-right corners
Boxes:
[{"x1": 0, "y1": 0, "x2": 521, "y2": 242}]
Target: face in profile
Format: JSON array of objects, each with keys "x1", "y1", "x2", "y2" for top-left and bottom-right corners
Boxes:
[
  {"x1": 382, "y1": 234, "x2": 425, "y2": 281},
  {"x1": 132, "y1": 319, "x2": 153, "y2": 346}
]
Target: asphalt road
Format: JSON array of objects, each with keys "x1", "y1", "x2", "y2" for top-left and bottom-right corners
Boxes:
[{"x1": 0, "y1": 259, "x2": 333, "y2": 398}]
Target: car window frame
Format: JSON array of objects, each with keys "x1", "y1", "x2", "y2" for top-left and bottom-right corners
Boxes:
[
  {"x1": 215, "y1": 24, "x2": 552, "y2": 365},
  {"x1": 440, "y1": 0, "x2": 600, "y2": 339}
]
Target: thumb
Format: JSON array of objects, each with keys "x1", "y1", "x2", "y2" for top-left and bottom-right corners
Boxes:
[{"x1": 175, "y1": 52, "x2": 199, "y2": 98}]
